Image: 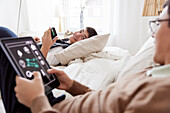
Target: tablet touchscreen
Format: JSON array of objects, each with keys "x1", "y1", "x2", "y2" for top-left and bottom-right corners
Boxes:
[{"x1": 0, "y1": 37, "x2": 60, "y2": 94}]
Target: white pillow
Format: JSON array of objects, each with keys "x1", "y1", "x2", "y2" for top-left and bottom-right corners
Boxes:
[
  {"x1": 55, "y1": 34, "x2": 110, "y2": 65},
  {"x1": 116, "y1": 37, "x2": 155, "y2": 81}
]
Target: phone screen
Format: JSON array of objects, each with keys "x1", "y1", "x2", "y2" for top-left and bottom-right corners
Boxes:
[{"x1": 51, "y1": 27, "x2": 57, "y2": 39}]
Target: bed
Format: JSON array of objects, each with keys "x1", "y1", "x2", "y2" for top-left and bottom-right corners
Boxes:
[
  {"x1": 52, "y1": 46, "x2": 130, "y2": 98},
  {"x1": 0, "y1": 35, "x2": 155, "y2": 112},
  {"x1": 51, "y1": 36, "x2": 155, "y2": 98}
]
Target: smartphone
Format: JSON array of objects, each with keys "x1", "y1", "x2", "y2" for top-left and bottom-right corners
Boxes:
[{"x1": 51, "y1": 27, "x2": 57, "y2": 39}]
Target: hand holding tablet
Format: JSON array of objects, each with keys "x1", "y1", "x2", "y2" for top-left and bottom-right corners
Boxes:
[{"x1": 0, "y1": 37, "x2": 60, "y2": 94}]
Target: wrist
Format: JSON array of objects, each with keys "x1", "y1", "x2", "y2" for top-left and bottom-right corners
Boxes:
[
  {"x1": 41, "y1": 46, "x2": 50, "y2": 53},
  {"x1": 40, "y1": 46, "x2": 50, "y2": 58},
  {"x1": 67, "y1": 79, "x2": 74, "y2": 91},
  {"x1": 41, "y1": 45, "x2": 50, "y2": 51},
  {"x1": 30, "y1": 93, "x2": 46, "y2": 107}
]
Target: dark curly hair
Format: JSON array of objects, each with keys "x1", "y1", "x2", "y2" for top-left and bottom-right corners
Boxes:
[
  {"x1": 163, "y1": 0, "x2": 170, "y2": 26},
  {"x1": 86, "y1": 27, "x2": 98, "y2": 38}
]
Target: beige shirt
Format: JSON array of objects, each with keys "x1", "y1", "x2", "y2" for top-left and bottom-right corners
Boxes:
[{"x1": 30, "y1": 65, "x2": 170, "y2": 113}]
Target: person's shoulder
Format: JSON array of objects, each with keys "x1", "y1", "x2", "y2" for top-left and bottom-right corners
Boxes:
[{"x1": 124, "y1": 76, "x2": 170, "y2": 113}]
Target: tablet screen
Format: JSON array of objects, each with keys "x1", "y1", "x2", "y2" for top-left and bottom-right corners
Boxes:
[{"x1": 0, "y1": 37, "x2": 60, "y2": 94}]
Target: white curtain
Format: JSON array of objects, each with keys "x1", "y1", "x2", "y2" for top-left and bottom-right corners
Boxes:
[
  {"x1": 108, "y1": 0, "x2": 155, "y2": 55},
  {"x1": 19, "y1": 0, "x2": 67, "y2": 37},
  {"x1": 0, "y1": 0, "x2": 30, "y2": 34},
  {"x1": 19, "y1": 0, "x2": 30, "y2": 34},
  {"x1": 25, "y1": 0, "x2": 53, "y2": 36},
  {"x1": 0, "y1": 0, "x2": 21, "y2": 34}
]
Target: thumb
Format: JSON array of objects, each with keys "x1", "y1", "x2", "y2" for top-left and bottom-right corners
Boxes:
[
  {"x1": 16, "y1": 75, "x2": 29, "y2": 84},
  {"x1": 32, "y1": 71, "x2": 42, "y2": 80},
  {"x1": 53, "y1": 36, "x2": 58, "y2": 42},
  {"x1": 47, "y1": 68, "x2": 63, "y2": 75}
]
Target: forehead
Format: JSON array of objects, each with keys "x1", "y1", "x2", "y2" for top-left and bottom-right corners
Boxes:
[{"x1": 159, "y1": 6, "x2": 169, "y2": 19}]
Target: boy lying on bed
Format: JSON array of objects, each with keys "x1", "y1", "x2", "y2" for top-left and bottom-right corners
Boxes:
[
  {"x1": 37, "y1": 27, "x2": 98, "y2": 66},
  {"x1": 1, "y1": 1, "x2": 170, "y2": 112}
]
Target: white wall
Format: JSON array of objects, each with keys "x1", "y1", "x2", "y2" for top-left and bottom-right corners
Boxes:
[{"x1": 0, "y1": 0, "x2": 20, "y2": 34}]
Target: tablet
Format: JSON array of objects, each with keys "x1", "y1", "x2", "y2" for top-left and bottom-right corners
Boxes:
[{"x1": 0, "y1": 37, "x2": 60, "y2": 94}]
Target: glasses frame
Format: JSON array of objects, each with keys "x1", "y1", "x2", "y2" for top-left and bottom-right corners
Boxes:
[{"x1": 149, "y1": 18, "x2": 170, "y2": 33}]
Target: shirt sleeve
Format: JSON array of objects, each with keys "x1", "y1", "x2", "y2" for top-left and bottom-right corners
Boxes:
[
  {"x1": 30, "y1": 80, "x2": 93, "y2": 113},
  {"x1": 30, "y1": 83, "x2": 118, "y2": 113},
  {"x1": 124, "y1": 77, "x2": 170, "y2": 113},
  {"x1": 31, "y1": 73, "x2": 170, "y2": 113},
  {"x1": 52, "y1": 83, "x2": 118, "y2": 113},
  {"x1": 66, "y1": 80, "x2": 92, "y2": 96}
]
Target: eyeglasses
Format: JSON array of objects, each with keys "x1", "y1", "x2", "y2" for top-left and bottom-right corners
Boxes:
[{"x1": 149, "y1": 19, "x2": 170, "y2": 34}]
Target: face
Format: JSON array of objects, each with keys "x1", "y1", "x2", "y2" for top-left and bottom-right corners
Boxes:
[
  {"x1": 154, "y1": 7, "x2": 170, "y2": 65},
  {"x1": 69, "y1": 28, "x2": 89, "y2": 44}
]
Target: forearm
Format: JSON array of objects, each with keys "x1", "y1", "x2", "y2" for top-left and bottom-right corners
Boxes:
[
  {"x1": 31, "y1": 89, "x2": 102, "y2": 113},
  {"x1": 31, "y1": 95, "x2": 60, "y2": 113},
  {"x1": 41, "y1": 46, "x2": 50, "y2": 58},
  {"x1": 30, "y1": 81, "x2": 92, "y2": 113},
  {"x1": 30, "y1": 84, "x2": 118, "y2": 113},
  {"x1": 66, "y1": 80, "x2": 92, "y2": 96}
]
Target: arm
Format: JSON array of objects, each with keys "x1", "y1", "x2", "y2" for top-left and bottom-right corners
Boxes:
[
  {"x1": 14, "y1": 71, "x2": 103, "y2": 113},
  {"x1": 66, "y1": 80, "x2": 92, "y2": 96},
  {"x1": 17, "y1": 69, "x2": 115, "y2": 113},
  {"x1": 15, "y1": 72, "x2": 117, "y2": 113},
  {"x1": 47, "y1": 68, "x2": 92, "y2": 96},
  {"x1": 41, "y1": 46, "x2": 50, "y2": 59},
  {"x1": 30, "y1": 82, "x2": 118, "y2": 113},
  {"x1": 15, "y1": 69, "x2": 170, "y2": 113},
  {"x1": 40, "y1": 28, "x2": 58, "y2": 58},
  {"x1": 14, "y1": 68, "x2": 92, "y2": 105},
  {"x1": 15, "y1": 72, "x2": 60, "y2": 113},
  {"x1": 18, "y1": 68, "x2": 161, "y2": 113}
]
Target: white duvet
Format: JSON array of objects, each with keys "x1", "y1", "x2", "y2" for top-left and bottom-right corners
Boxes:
[{"x1": 52, "y1": 47, "x2": 130, "y2": 98}]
